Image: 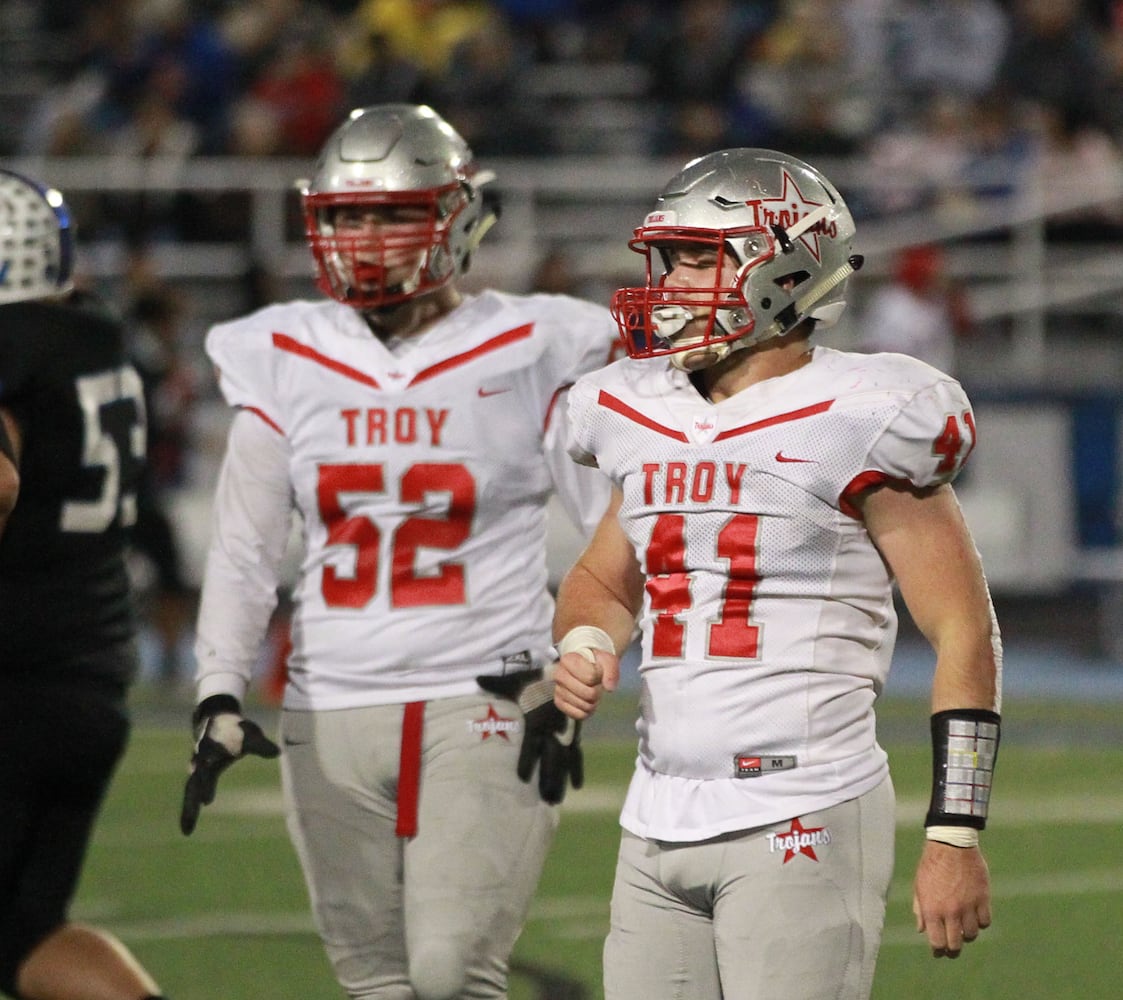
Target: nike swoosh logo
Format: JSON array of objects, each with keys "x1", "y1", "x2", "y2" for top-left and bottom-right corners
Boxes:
[
  {"x1": 478, "y1": 387, "x2": 511, "y2": 397},
  {"x1": 775, "y1": 451, "x2": 816, "y2": 463}
]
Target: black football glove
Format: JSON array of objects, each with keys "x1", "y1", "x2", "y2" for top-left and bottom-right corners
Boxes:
[
  {"x1": 477, "y1": 669, "x2": 583, "y2": 805},
  {"x1": 180, "y1": 694, "x2": 280, "y2": 835}
]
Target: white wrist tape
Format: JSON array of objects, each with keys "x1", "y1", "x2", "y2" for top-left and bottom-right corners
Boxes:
[
  {"x1": 925, "y1": 825, "x2": 980, "y2": 849},
  {"x1": 557, "y1": 625, "x2": 615, "y2": 663}
]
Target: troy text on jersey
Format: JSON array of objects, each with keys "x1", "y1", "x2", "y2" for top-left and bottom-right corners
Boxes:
[{"x1": 340, "y1": 406, "x2": 450, "y2": 447}]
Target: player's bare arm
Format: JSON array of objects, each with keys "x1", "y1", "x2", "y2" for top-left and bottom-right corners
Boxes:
[
  {"x1": 858, "y1": 480, "x2": 1001, "y2": 959},
  {"x1": 0, "y1": 408, "x2": 21, "y2": 534},
  {"x1": 553, "y1": 487, "x2": 643, "y2": 719},
  {"x1": 859, "y1": 481, "x2": 999, "y2": 713}
]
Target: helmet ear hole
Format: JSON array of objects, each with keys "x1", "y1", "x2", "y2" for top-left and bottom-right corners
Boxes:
[{"x1": 778, "y1": 270, "x2": 811, "y2": 290}]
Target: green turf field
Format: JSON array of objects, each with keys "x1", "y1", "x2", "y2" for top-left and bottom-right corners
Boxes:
[{"x1": 77, "y1": 694, "x2": 1123, "y2": 999}]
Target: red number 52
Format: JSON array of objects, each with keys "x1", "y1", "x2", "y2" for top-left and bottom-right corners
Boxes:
[{"x1": 316, "y1": 462, "x2": 475, "y2": 609}]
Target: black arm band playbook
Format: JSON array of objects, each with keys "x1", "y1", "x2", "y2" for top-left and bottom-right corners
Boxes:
[{"x1": 925, "y1": 708, "x2": 1001, "y2": 830}]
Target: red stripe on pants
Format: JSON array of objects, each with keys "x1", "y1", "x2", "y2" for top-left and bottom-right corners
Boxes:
[{"x1": 396, "y1": 701, "x2": 425, "y2": 838}]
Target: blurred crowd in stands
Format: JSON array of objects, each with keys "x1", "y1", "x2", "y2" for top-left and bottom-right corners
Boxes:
[
  {"x1": 3, "y1": 0, "x2": 1123, "y2": 245},
  {"x1": 0, "y1": 0, "x2": 1118, "y2": 253},
  {"x1": 1, "y1": 0, "x2": 1121, "y2": 246},
  {"x1": 4, "y1": 1, "x2": 1123, "y2": 162}
]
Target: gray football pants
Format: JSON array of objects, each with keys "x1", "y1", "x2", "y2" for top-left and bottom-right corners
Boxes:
[
  {"x1": 604, "y1": 775, "x2": 896, "y2": 1000},
  {"x1": 280, "y1": 693, "x2": 558, "y2": 1000}
]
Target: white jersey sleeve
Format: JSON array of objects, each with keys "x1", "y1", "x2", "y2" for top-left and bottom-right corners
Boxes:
[
  {"x1": 543, "y1": 388, "x2": 612, "y2": 538},
  {"x1": 194, "y1": 408, "x2": 294, "y2": 703},
  {"x1": 206, "y1": 303, "x2": 295, "y2": 429},
  {"x1": 564, "y1": 367, "x2": 604, "y2": 469},
  {"x1": 865, "y1": 372, "x2": 974, "y2": 486},
  {"x1": 537, "y1": 293, "x2": 620, "y2": 382},
  {"x1": 833, "y1": 352, "x2": 976, "y2": 514},
  {"x1": 513, "y1": 292, "x2": 616, "y2": 537}
]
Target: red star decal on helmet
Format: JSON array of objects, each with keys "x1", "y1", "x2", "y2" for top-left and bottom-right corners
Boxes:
[{"x1": 745, "y1": 170, "x2": 828, "y2": 263}]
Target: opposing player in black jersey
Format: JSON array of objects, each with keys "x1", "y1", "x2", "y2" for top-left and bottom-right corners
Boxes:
[{"x1": 0, "y1": 168, "x2": 169, "y2": 1000}]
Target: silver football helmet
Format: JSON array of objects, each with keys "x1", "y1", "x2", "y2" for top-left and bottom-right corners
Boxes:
[
  {"x1": 301, "y1": 104, "x2": 496, "y2": 309},
  {"x1": 0, "y1": 168, "x2": 75, "y2": 305},
  {"x1": 612, "y1": 148, "x2": 862, "y2": 370}
]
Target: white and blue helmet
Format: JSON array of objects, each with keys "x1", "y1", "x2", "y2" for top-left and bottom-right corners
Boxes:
[{"x1": 0, "y1": 167, "x2": 75, "y2": 305}]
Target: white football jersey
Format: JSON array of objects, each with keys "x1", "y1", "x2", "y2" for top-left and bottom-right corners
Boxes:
[
  {"x1": 197, "y1": 290, "x2": 617, "y2": 709},
  {"x1": 567, "y1": 346, "x2": 978, "y2": 840}
]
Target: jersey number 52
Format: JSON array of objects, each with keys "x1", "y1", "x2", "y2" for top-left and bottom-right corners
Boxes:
[{"x1": 317, "y1": 462, "x2": 475, "y2": 609}]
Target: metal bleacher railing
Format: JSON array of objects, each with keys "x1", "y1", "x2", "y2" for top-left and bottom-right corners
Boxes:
[{"x1": 4, "y1": 151, "x2": 1121, "y2": 371}]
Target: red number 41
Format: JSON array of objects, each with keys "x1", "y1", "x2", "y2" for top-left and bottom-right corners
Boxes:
[
  {"x1": 645, "y1": 512, "x2": 762, "y2": 660},
  {"x1": 933, "y1": 410, "x2": 976, "y2": 474}
]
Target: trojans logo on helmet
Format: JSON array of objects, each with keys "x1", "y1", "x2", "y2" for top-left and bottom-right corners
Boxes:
[{"x1": 611, "y1": 148, "x2": 863, "y2": 371}]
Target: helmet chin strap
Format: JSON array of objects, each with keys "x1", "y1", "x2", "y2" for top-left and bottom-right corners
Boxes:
[
  {"x1": 654, "y1": 300, "x2": 751, "y2": 372},
  {"x1": 467, "y1": 209, "x2": 499, "y2": 253},
  {"x1": 655, "y1": 304, "x2": 741, "y2": 372},
  {"x1": 670, "y1": 339, "x2": 732, "y2": 372}
]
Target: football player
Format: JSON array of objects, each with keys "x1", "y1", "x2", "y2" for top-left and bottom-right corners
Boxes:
[
  {"x1": 179, "y1": 104, "x2": 618, "y2": 999},
  {"x1": 551, "y1": 148, "x2": 1003, "y2": 1000},
  {"x1": 0, "y1": 169, "x2": 167, "y2": 1000}
]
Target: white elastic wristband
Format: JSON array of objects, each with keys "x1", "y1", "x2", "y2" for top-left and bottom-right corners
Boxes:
[
  {"x1": 925, "y1": 825, "x2": 980, "y2": 848},
  {"x1": 557, "y1": 625, "x2": 614, "y2": 663}
]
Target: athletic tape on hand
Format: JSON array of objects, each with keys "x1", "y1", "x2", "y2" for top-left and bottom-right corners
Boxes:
[
  {"x1": 557, "y1": 625, "x2": 614, "y2": 663},
  {"x1": 925, "y1": 825, "x2": 980, "y2": 848}
]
